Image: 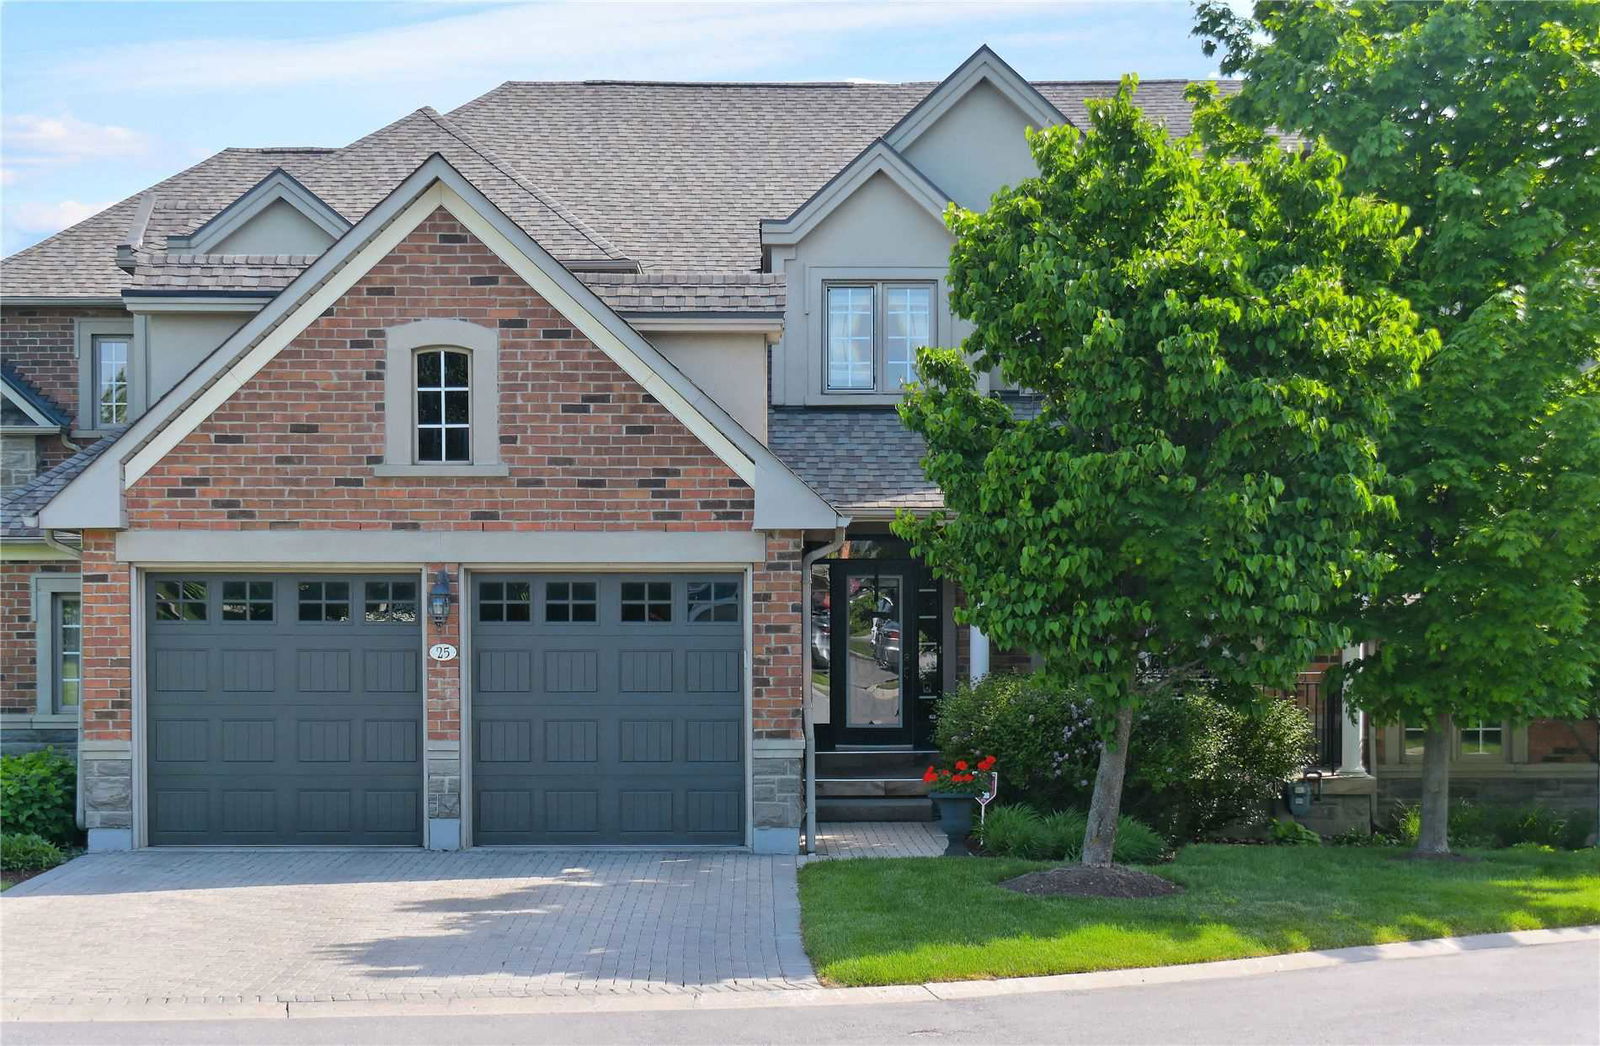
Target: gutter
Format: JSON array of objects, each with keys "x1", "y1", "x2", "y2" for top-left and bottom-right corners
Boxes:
[{"x1": 801, "y1": 524, "x2": 848, "y2": 854}]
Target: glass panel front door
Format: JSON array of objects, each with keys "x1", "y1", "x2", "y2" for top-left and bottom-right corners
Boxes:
[{"x1": 845, "y1": 573, "x2": 902, "y2": 728}]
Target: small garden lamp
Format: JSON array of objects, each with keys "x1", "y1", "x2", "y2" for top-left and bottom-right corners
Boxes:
[{"x1": 428, "y1": 568, "x2": 453, "y2": 627}]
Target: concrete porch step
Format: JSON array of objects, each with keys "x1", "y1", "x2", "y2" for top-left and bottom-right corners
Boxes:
[
  {"x1": 815, "y1": 748, "x2": 939, "y2": 776},
  {"x1": 815, "y1": 775, "x2": 933, "y2": 798},
  {"x1": 815, "y1": 796, "x2": 935, "y2": 822}
]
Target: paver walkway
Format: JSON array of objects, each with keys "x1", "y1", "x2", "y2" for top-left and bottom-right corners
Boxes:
[
  {"x1": 0, "y1": 849, "x2": 816, "y2": 1006},
  {"x1": 809, "y1": 821, "x2": 944, "y2": 860}
]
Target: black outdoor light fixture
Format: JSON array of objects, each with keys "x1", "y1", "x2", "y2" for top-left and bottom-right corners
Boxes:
[{"x1": 428, "y1": 568, "x2": 453, "y2": 627}]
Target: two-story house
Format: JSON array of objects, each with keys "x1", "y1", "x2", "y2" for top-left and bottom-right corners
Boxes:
[{"x1": 4, "y1": 47, "x2": 1593, "y2": 855}]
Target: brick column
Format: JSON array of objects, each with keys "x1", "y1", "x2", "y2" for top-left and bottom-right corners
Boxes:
[
  {"x1": 79, "y1": 530, "x2": 135, "y2": 850},
  {"x1": 751, "y1": 532, "x2": 804, "y2": 853},
  {"x1": 423, "y1": 563, "x2": 464, "y2": 849}
]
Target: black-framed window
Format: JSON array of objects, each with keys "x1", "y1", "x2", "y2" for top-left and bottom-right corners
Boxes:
[
  {"x1": 365, "y1": 581, "x2": 418, "y2": 623},
  {"x1": 824, "y1": 282, "x2": 934, "y2": 392},
  {"x1": 687, "y1": 581, "x2": 739, "y2": 623},
  {"x1": 297, "y1": 580, "x2": 351, "y2": 622},
  {"x1": 621, "y1": 581, "x2": 672, "y2": 623},
  {"x1": 478, "y1": 580, "x2": 531, "y2": 622},
  {"x1": 221, "y1": 580, "x2": 274, "y2": 622},
  {"x1": 52, "y1": 594, "x2": 81, "y2": 713},
  {"x1": 545, "y1": 581, "x2": 597, "y2": 623},
  {"x1": 415, "y1": 348, "x2": 470, "y2": 463},
  {"x1": 154, "y1": 580, "x2": 208, "y2": 622}
]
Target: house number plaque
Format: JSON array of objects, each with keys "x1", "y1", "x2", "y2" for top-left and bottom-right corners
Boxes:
[{"x1": 428, "y1": 643, "x2": 458, "y2": 662}]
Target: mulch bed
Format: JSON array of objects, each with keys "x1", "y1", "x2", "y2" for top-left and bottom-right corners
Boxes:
[{"x1": 1000, "y1": 864, "x2": 1183, "y2": 899}]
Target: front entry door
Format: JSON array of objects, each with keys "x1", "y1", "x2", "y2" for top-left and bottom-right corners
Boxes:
[{"x1": 824, "y1": 562, "x2": 921, "y2": 747}]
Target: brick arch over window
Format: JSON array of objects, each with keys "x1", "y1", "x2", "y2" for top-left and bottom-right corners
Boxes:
[{"x1": 379, "y1": 317, "x2": 504, "y2": 477}]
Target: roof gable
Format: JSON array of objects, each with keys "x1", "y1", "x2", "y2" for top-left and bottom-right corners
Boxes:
[
  {"x1": 41, "y1": 154, "x2": 840, "y2": 531},
  {"x1": 759, "y1": 140, "x2": 950, "y2": 247},
  {"x1": 165, "y1": 168, "x2": 349, "y2": 254},
  {"x1": 882, "y1": 45, "x2": 1069, "y2": 151},
  {"x1": 0, "y1": 363, "x2": 70, "y2": 430}
]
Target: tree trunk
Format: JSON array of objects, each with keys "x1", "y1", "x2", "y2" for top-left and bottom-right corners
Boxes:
[
  {"x1": 1081, "y1": 702, "x2": 1136, "y2": 867},
  {"x1": 1416, "y1": 710, "x2": 1453, "y2": 856}
]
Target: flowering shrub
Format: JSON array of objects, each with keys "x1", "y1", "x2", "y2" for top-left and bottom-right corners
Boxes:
[
  {"x1": 933, "y1": 671, "x2": 1312, "y2": 839},
  {"x1": 923, "y1": 755, "x2": 996, "y2": 797}
]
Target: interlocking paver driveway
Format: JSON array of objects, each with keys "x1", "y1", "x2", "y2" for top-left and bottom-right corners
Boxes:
[{"x1": 1, "y1": 849, "x2": 816, "y2": 1005}]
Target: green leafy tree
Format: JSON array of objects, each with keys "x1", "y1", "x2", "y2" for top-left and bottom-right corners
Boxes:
[
  {"x1": 894, "y1": 79, "x2": 1430, "y2": 865},
  {"x1": 1197, "y1": 1, "x2": 1600, "y2": 854}
]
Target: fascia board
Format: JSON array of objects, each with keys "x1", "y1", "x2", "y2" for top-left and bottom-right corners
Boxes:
[
  {"x1": 169, "y1": 169, "x2": 351, "y2": 252},
  {"x1": 122, "y1": 297, "x2": 269, "y2": 314},
  {"x1": 760, "y1": 143, "x2": 951, "y2": 246},
  {"x1": 883, "y1": 47, "x2": 1068, "y2": 151}
]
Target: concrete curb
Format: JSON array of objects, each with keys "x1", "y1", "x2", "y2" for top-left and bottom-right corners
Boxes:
[{"x1": 5, "y1": 925, "x2": 1596, "y2": 1024}]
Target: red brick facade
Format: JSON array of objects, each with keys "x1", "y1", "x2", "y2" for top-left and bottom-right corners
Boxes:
[
  {"x1": 0, "y1": 560, "x2": 79, "y2": 715},
  {"x1": 753, "y1": 534, "x2": 804, "y2": 740},
  {"x1": 125, "y1": 211, "x2": 751, "y2": 532},
  {"x1": 78, "y1": 531, "x2": 133, "y2": 744}
]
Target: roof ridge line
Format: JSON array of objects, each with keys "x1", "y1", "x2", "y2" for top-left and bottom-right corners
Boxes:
[{"x1": 419, "y1": 107, "x2": 632, "y2": 264}]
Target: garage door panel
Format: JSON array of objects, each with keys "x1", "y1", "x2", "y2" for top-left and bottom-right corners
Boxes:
[
  {"x1": 146, "y1": 573, "x2": 423, "y2": 846},
  {"x1": 472, "y1": 573, "x2": 745, "y2": 846}
]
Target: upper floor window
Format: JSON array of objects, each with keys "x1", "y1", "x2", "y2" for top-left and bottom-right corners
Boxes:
[
  {"x1": 415, "y1": 348, "x2": 471, "y2": 464},
  {"x1": 824, "y1": 282, "x2": 934, "y2": 393},
  {"x1": 93, "y1": 335, "x2": 131, "y2": 425},
  {"x1": 378, "y1": 319, "x2": 504, "y2": 477}
]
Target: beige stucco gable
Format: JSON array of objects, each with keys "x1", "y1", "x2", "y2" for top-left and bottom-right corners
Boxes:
[
  {"x1": 209, "y1": 198, "x2": 338, "y2": 255},
  {"x1": 901, "y1": 78, "x2": 1042, "y2": 211}
]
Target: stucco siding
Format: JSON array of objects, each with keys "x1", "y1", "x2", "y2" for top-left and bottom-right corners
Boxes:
[
  {"x1": 209, "y1": 198, "x2": 337, "y2": 255},
  {"x1": 902, "y1": 78, "x2": 1042, "y2": 211},
  {"x1": 650, "y1": 330, "x2": 769, "y2": 441}
]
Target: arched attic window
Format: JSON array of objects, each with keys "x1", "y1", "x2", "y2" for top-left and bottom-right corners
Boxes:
[
  {"x1": 414, "y1": 347, "x2": 471, "y2": 463},
  {"x1": 377, "y1": 318, "x2": 506, "y2": 477}
]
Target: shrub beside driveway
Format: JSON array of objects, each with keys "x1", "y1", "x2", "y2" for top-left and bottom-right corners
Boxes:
[{"x1": 798, "y1": 844, "x2": 1600, "y2": 986}]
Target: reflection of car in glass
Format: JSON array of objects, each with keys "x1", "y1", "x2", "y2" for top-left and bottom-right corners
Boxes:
[
  {"x1": 872, "y1": 616, "x2": 901, "y2": 669},
  {"x1": 812, "y1": 610, "x2": 831, "y2": 668}
]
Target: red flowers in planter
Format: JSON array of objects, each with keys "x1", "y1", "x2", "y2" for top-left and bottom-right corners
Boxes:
[{"x1": 922, "y1": 756, "x2": 997, "y2": 797}]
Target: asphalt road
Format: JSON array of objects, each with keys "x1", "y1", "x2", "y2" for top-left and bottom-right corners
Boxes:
[{"x1": 7, "y1": 939, "x2": 1598, "y2": 1045}]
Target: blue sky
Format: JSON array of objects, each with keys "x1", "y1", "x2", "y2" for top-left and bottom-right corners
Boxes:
[{"x1": 1, "y1": 1, "x2": 1223, "y2": 255}]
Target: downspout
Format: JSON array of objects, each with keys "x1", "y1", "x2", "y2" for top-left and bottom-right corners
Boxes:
[
  {"x1": 39, "y1": 529, "x2": 87, "y2": 831},
  {"x1": 801, "y1": 524, "x2": 847, "y2": 855}
]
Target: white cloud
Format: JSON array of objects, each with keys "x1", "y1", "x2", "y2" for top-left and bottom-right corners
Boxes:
[
  {"x1": 52, "y1": 1, "x2": 1068, "y2": 93},
  {"x1": 6, "y1": 198, "x2": 116, "y2": 235},
  {"x1": 3, "y1": 113, "x2": 150, "y2": 162}
]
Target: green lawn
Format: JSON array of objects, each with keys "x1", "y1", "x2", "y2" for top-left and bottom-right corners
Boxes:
[{"x1": 799, "y1": 844, "x2": 1600, "y2": 986}]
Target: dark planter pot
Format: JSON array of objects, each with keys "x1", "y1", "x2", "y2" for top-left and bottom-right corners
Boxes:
[{"x1": 928, "y1": 792, "x2": 977, "y2": 856}]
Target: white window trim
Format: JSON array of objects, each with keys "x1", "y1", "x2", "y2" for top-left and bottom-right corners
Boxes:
[
  {"x1": 378, "y1": 318, "x2": 506, "y2": 477},
  {"x1": 821, "y1": 279, "x2": 938, "y2": 396},
  {"x1": 74, "y1": 318, "x2": 137, "y2": 434},
  {"x1": 31, "y1": 575, "x2": 83, "y2": 721}
]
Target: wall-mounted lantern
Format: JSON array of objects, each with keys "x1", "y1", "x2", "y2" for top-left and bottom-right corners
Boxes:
[{"x1": 428, "y1": 568, "x2": 453, "y2": 627}]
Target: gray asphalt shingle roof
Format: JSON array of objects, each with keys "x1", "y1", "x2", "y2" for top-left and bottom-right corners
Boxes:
[
  {"x1": 3, "y1": 78, "x2": 1236, "y2": 299},
  {"x1": 1, "y1": 362, "x2": 71, "y2": 427}
]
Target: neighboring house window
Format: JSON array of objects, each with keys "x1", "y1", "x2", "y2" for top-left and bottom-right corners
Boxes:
[
  {"x1": 93, "y1": 334, "x2": 131, "y2": 425},
  {"x1": 52, "y1": 594, "x2": 81, "y2": 713},
  {"x1": 379, "y1": 319, "x2": 503, "y2": 476},
  {"x1": 1400, "y1": 721, "x2": 1506, "y2": 761},
  {"x1": 824, "y1": 282, "x2": 934, "y2": 392},
  {"x1": 414, "y1": 348, "x2": 471, "y2": 463},
  {"x1": 1459, "y1": 721, "x2": 1504, "y2": 757}
]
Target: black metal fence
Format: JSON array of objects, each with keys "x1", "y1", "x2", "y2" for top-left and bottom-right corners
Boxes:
[{"x1": 1289, "y1": 675, "x2": 1344, "y2": 769}]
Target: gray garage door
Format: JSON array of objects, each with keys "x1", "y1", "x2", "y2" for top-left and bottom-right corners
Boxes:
[
  {"x1": 471, "y1": 573, "x2": 745, "y2": 845},
  {"x1": 146, "y1": 574, "x2": 424, "y2": 846}
]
